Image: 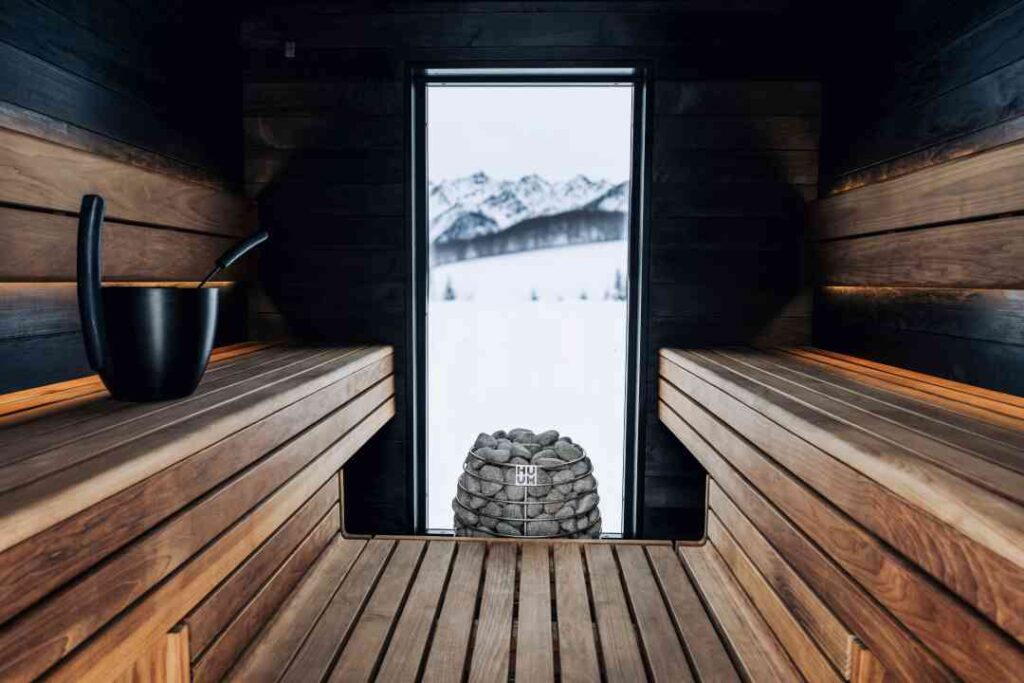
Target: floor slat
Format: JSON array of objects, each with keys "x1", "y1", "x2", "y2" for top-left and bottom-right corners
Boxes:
[
  {"x1": 375, "y1": 541, "x2": 456, "y2": 682},
  {"x1": 467, "y1": 543, "x2": 517, "y2": 683},
  {"x1": 329, "y1": 540, "x2": 426, "y2": 682},
  {"x1": 279, "y1": 539, "x2": 393, "y2": 683},
  {"x1": 553, "y1": 544, "x2": 602, "y2": 683},
  {"x1": 647, "y1": 545, "x2": 740, "y2": 682},
  {"x1": 421, "y1": 542, "x2": 486, "y2": 681},
  {"x1": 617, "y1": 544, "x2": 694, "y2": 682},
  {"x1": 585, "y1": 544, "x2": 648, "y2": 682},
  {"x1": 516, "y1": 543, "x2": 555, "y2": 682}
]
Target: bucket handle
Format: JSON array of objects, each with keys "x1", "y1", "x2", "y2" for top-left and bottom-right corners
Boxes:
[{"x1": 77, "y1": 194, "x2": 107, "y2": 371}]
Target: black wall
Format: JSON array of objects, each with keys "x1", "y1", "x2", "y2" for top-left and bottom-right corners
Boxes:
[
  {"x1": 814, "y1": 0, "x2": 1024, "y2": 394},
  {"x1": 241, "y1": 2, "x2": 823, "y2": 537},
  {"x1": 820, "y1": 0, "x2": 1024, "y2": 192},
  {"x1": 0, "y1": 0, "x2": 242, "y2": 182}
]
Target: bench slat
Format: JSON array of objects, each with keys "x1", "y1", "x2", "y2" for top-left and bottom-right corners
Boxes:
[
  {"x1": 0, "y1": 358, "x2": 392, "y2": 626},
  {"x1": 187, "y1": 478, "x2": 338, "y2": 659},
  {"x1": 722, "y1": 348, "x2": 1024, "y2": 498},
  {"x1": 226, "y1": 535, "x2": 367, "y2": 682},
  {"x1": 661, "y1": 380, "x2": 1024, "y2": 681},
  {"x1": 765, "y1": 349, "x2": 1024, "y2": 477},
  {"x1": 709, "y1": 511, "x2": 842, "y2": 683},
  {"x1": 663, "y1": 350, "x2": 1024, "y2": 647},
  {"x1": 708, "y1": 482, "x2": 854, "y2": 676},
  {"x1": 658, "y1": 395, "x2": 953, "y2": 681},
  {"x1": 192, "y1": 503, "x2": 339, "y2": 683},
  {"x1": 679, "y1": 543, "x2": 802, "y2": 682}
]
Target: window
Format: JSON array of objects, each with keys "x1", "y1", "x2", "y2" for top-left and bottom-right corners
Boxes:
[{"x1": 411, "y1": 68, "x2": 648, "y2": 537}]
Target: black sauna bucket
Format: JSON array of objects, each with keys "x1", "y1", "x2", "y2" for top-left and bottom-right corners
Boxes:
[
  {"x1": 77, "y1": 194, "x2": 268, "y2": 402},
  {"x1": 454, "y1": 448, "x2": 602, "y2": 538}
]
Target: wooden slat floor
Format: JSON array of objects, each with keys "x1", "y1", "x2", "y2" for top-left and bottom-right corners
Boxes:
[{"x1": 230, "y1": 538, "x2": 747, "y2": 682}]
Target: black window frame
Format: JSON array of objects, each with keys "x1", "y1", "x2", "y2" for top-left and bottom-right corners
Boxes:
[{"x1": 408, "y1": 64, "x2": 653, "y2": 537}]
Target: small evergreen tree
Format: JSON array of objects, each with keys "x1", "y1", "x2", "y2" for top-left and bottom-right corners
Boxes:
[
  {"x1": 579, "y1": 290, "x2": 589, "y2": 301},
  {"x1": 443, "y1": 277, "x2": 457, "y2": 301},
  {"x1": 612, "y1": 269, "x2": 627, "y2": 301},
  {"x1": 530, "y1": 288, "x2": 539, "y2": 302}
]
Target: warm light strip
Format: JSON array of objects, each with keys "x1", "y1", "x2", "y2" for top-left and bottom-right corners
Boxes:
[{"x1": 0, "y1": 281, "x2": 235, "y2": 288}]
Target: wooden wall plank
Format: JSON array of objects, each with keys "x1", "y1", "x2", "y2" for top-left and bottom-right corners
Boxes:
[
  {"x1": 810, "y1": 139, "x2": 1024, "y2": 240},
  {"x1": 0, "y1": 101, "x2": 228, "y2": 189},
  {"x1": 818, "y1": 217, "x2": 1024, "y2": 288},
  {"x1": 0, "y1": 207, "x2": 242, "y2": 282},
  {"x1": 816, "y1": 286, "x2": 1024, "y2": 349},
  {"x1": 0, "y1": 282, "x2": 240, "y2": 341},
  {"x1": 0, "y1": 127, "x2": 252, "y2": 235}
]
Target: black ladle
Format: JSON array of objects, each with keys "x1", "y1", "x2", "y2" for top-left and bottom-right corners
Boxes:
[{"x1": 198, "y1": 230, "x2": 269, "y2": 288}]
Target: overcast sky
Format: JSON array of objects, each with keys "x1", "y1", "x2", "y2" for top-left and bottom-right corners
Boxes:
[{"x1": 427, "y1": 85, "x2": 634, "y2": 183}]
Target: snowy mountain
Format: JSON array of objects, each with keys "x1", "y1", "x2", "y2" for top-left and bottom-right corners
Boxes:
[{"x1": 429, "y1": 172, "x2": 626, "y2": 243}]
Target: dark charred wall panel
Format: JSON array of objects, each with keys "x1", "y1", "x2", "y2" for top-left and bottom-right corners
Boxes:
[
  {"x1": 0, "y1": 2, "x2": 250, "y2": 393},
  {"x1": 241, "y1": 3, "x2": 822, "y2": 537},
  {"x1": 820, "y1": 0, "x2": 1024, "y2": 192},
  {"x1": 813, "y1": 0, "x2": 1024, "y2": 396},
  {"x1": 0, "y1": 0, "x2": 241, "y2": 181}
]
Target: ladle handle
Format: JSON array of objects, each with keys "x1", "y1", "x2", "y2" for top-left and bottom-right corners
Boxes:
[
  {"x1": 199, "y1": 230, "x2": 269, "y2": 288},
  {"x1": 77, "y1": 195, "x2": 107, "y2": 371}
]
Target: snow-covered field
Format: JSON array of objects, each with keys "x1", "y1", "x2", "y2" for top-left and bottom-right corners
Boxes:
[
  {"x1": 427, "y1": 243, "x2": 629, "y2": 534},
  {"x1": 429, "y1": 240, "x2": 629, "y2": 304}
]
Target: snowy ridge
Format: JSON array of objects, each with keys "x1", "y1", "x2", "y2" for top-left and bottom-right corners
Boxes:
[{"x1": 429, "y1": 172, "x2": 627, "y2": 243}]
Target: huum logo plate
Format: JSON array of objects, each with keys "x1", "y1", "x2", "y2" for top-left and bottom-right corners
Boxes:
[{"x1": 515, "y1": 464, "x2": 537, "y2": 486}]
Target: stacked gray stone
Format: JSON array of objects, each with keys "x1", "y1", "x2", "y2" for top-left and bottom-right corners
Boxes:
[{"x1": 453, "y1": 428, "x2": 601, "y2": 538}]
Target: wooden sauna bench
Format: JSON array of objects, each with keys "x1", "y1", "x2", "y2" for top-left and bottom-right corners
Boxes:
[
  {"x1": 0, "y1": 343, "x2": 396, "y2": 682},
  {"x1": 659, "y1": 346, "x2": 1024, "y2": 683}
]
